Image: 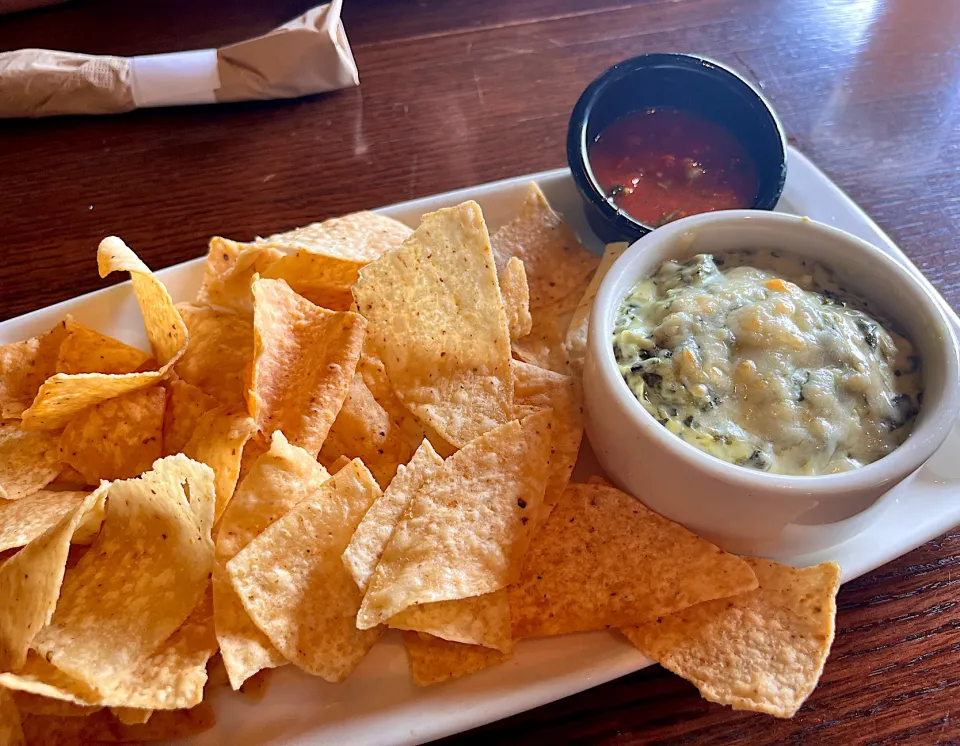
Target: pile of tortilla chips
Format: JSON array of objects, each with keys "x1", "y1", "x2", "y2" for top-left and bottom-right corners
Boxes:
[{"x1": 0, "y1": 185, "x2": 843, "y2": 744}]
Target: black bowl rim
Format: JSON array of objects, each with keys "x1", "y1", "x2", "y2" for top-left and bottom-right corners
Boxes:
[{"x1": 567, "y1": 53, "x2": 789, "y2": 238}]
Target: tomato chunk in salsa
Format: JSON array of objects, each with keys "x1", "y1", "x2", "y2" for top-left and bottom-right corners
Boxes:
[{"x1": 589, "y1": 107, "x2": 759, "y2": 227}]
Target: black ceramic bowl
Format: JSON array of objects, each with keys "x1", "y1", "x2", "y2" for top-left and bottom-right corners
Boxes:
[{"x1": 567, "y1": 53, "x2": 788, "y2": 243}]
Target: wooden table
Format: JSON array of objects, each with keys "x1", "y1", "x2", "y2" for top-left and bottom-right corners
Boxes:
[{"x1": 3, "y1": 0, "x2": 959, "y2": 743}]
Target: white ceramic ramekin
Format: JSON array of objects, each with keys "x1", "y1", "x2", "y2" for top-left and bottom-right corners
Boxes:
[{"x1": 584, "y1": 211, "x2": 960, "y2": 553}]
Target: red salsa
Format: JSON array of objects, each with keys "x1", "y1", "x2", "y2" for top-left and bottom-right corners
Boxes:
[{"x1": 589, "y1": 107, "x2": 759, "y2": 227}]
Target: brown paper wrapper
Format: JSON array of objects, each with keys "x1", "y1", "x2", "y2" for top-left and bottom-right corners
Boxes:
[{"x1": 0, "y1": 1, "x2": 358, "y2": 118}]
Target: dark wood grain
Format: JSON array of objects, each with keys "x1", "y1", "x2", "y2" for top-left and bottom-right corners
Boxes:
[{"x1": 2, "y1": 0, "x2": 959, "y2": 743}]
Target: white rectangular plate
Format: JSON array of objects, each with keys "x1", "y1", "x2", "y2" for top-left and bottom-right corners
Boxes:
[{"x1": 4, "y1": 148, "x2": 959, "y2": 746}]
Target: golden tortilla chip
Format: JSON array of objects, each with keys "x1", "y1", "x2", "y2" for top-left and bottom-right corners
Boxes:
[
  {"x1": 357, "y1": 412, "x2": 552, "y2": 629},
  {"x1": 112, "y1": 706, "x2": 152, "y2": 724},
  {"x1": 0, "y1": 488, "x2": 104, "y2": 671},
  {"x1": 214, "y1": 431, "x2": 331, "y2": 689},
  {"x1": 58, "y1": 386, "x2": 165, "y2": 484},
  {"x1": 564, "y1": 242, "x2": 628, "y2": 374},
  {"x1": 328, "y1": 455, "x2": 352, "y2": 474},
  {"x1": 182, "y1": 407, "x2": 256, "y2": 522},
  {"x1": 238, "y1": 668, "x2": 271, "y2": 701},
  {"x1": 55, "y1": 317, "x2": 153, "y2": 376},
  {"x1": 353, "y1": 202, "x2": 513, "y2": 448},
  {"x1": 389, "y1": 589, "x2": 512, "y2": 652},
  {"x1": 0, "y1": 320, "x2": 68, "y2": 419},
  {"x1": 511, "y1": 360, "x2": 583, "y2": 530},
  {"x1": 162, "y1": 380, "x2": 220, "y2": 456},
  {"x1": 511, "y1": 288, "x2": 581, "y2": 374},
  {"x1": 227, "y1": 459, "x2": 384, "y2": 682},
  {"x1": 342, "y1": 440, "x2": 444, "y2": 593},
  {"x1": 235, "y1": 434, "x2": 269, "y2": 486},
  {"x1": 402, "y1": 632, "x2": 510, "y2": 687},
  {"x1": 197, "y1": 237, "x2": 283, "y2": 314},
  {"x1": 0, "y1": 688, "x2": 24, "y2": 746},
  {"x1": 258, "y1": 211, "x2": 411, "y2": 266},
  {"x1": 97, "y1": 237, "x2": 188, "y2": 367},
  {"x1": 32, "y1": 458, "x2": 214, "y2": 694},
  {"x1": 174, "y1": 304, "x2": 253, "y2": 408},
  {"x1": 499, "y1": 257, "x2": 532, "y2": 342},
  {"x1": 319, "y1": 374, "x2": 417, "y2": 489},
  {"x1": 622, "y1": 559, "x2": 840, "y2": 718},
  {"x1": 356, "y1": 352, "x2": 435, "y2": 454},
  {"x1": 250, "y1": 278, "x2": 366, "y2": 458},
  {"x1": 510, "y1": 483, "x2": 758, "y2": 638},
  {"x1": 0, "y1": 490, "x2": 89, "y2": 553},
  {"x1": 261, "y1": 249, "x2": 361, "y2": 311},
  {"x1": 491, "y1": 182, "x2": 599, "y2": 310},
  {"x1": 19, "y1": 700, "x2": 216, "y2": 744},
  {"x1": 11, "y1": 687, "x2": 100, "y2": 718},
  {"x1": 0, "y1": 423, "x2": 61, "y2": 500}
]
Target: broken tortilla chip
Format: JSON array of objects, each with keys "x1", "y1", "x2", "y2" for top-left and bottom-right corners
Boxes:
[
  {"x1": 58, "y1": 385, "x2": 165, "y2": 484},
  {"x1": 214, "y1": 431, "x2": 331, "y2": 689},
  {"x1": 174, "y1": 303, "x2": 254, "y2": 408},
  {"x1": 353, "y1": 201, "x2": 513, "y2": 448},
  {"x1": 227, "y1": 459, "x2": 384, "y2": 682},
  {"x1": 0, "y1": 488, "x2": 104, "y2": 671},
  {"x1": 357, "y1": 412, "x2": 552, "y2": 629},
  {"x1": 55, "y1": 317, "x2": 153, "y2": 376},
  {"x1": 499, "y1": 257, "x2": 532, "y2": 342},
  {"x1": 342, "y1": 439, "x2": 444, "y2": 593},
  {"x1": 258, "y1": 211, "x2": 411, "y2": 266},
  {"x1": 249, "y1": 278, "x2": 366, "y2": 458},
  {"x1": 511, "y1": 360, "x2": 583, "y2": 530},
  {"x1": 32, "y1": 458, "x2": 214, "y2": 694},
  {"x1": 197, "y1": 237, "x2": 283, "y2": 314},
  {"x1": 510, "y1": 483, "x2": 758, "y2": 638},
  {"x1": 402, "y1": 632, "x2": 510, "y2": 687},
  {"x1": 0, "y1": 489, "x2": 90, "y2": 553},
  {"x1": 490, "y1": 182, "x2": 599, "y2": 310},
  {"x1": 0, "y1": 423, "x2": 61, "y2": 500},
  {"x1": 564, "y1": 241, "x2": 628, "y2": 374},
  {"x1": 622, "y1": 559, "x2": 841, "y2": 718},
  {"x1": 319, "y1": 374, "x2": 417, "y2": 489},
  {"x1": 182, "y1": 407, "x2": 257, "y2": 523},
  {"x1": 162, "y1": 380, "x2": 220, "y2": 456},
  {"x1": 388, "y1": 589, "x2": 513, "y2": 652},
  {"x1": 0, "y1": 320, "x2": 68, "y2": 420}
]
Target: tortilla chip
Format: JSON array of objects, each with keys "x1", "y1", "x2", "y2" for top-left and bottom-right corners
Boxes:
[
  {"x1": 0, "y1": 490, "x2": 90, "y2": 553},
  {"x1": 197, "y1": 237, "x2": 283, "y2": 314},
  {"x1": 403, "y1": 632, "x2": 510, "y2": 687},
  {"x1": 259, "y1": 211, "x2": 411, "y2": 266},
  {"x1": 357, "y1": 412, "x2": 552, "y2": 629},
  {"x1": 174, "y1": 304, "x2": 253, "y2": 408},
  {"x1": 0, "y1": 320, "x2": 68, "y2": 419},
  {"x1": 236, "y1": 434, "x2": 269, "y2": 486},
  {"x1": 499, "y1": 257, "x2": 532, "y2": 342},
  {"x1": 356, "y1": 352, "x2": 430, "y2": 453},
  {"x1": 511, "y1": 289, "x2": 581, "y2": 374},
  {"x1": 214, "y1": 431, "x2": 330, "y2": 689},
  {"x1": 55, "y1": 317, "x2": 153, "y2": 376},
  {"x1": 342, "y1": 440, "x2": 444, "y2": 593},
  {"x1": 510, "y1": 483, "x2": 758, "y2": 638},
  {"x1": 511, "y1": 360, "x2": 583, "y2": 529},
  {"x1": 0, "y1": 488, "x2": 104, "y2": 671},
  {"x1": 238, "y1": 668, "x2": 271, "y2": 701},
  {"x1": 388, "y1": 589, "x2": 512, "y2": 652},
  {"x1": 250, "y1": 278, "x2": 366, "y2": 457},
  {"x1": 0, "y1": 688, "x2": 24, "y2": 746},
  {"x1": 32, "y1": 458, "x2": 214, "y2": 694},
  {"x1": 564, "y1": 242, "x2": 628, "y2": 374},
  {"x1": 227, "y1": 459, "x2": 384, "y2": 682},
  {"x1": 328, "y1": 455, "x2": 352, "y2": 474},
  {"x1": 353, "y1": 201, "x2": 513, "y2": 448},
  {"x1": 11, "y1": 687, "x2": 100, "y2": 718},
  {"x1": 0, "y1": 423, "x2": 61, "y2": 500},
  {"x1": 19, "y1": 701, "x2": 216, "y2": 744},
  {"x1": 319, "y1": 374, "x2": 417, "y2": 489},
  {"x1": 182, "y1": 408, "x2": 256, "y2": 522},
  {"x1": 58, "y1": 386, "x2": 165, "y2": 484},
  {"x1": 261, "y1": 249, "x2": 362, "y2": 311},
  {"x1": 622, "y1": 559, "x2": 841, "y2": 718},
  {"x1": 97, "y1": 237, "x2": 187, "y2": 367},
  {"x1": 112, "y1": 706, "x2": 152, "y2": 724},
  {"x1": 491, "y1": 182, "x2": 599, "y2": 310},
  {"x1": 162, "y1": 380, "x2": 220, "y2": 456}
]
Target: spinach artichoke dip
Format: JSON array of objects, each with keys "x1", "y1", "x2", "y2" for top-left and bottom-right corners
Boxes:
[{"x1": 613, "y1": 251, "x2": 922, "y2": 475}]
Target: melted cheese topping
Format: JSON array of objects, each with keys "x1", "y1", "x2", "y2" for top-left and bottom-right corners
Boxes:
[{"x1": 613, "y1": 252, "x2": 922, "y2": 475}]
